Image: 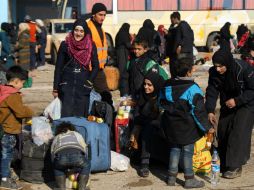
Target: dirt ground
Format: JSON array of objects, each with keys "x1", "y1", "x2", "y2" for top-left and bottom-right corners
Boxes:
[{"x1": 7, "y1": 63, "x2": 254, "y2": 190}]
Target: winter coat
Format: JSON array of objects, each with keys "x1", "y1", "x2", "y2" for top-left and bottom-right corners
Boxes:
[
  {"x1": 175, "y1": 21, "x2": 194, "y2": 54},
  {"x1": 115, "y1": 24, "x2": 131, "y2": 76},
  {"x1": 206, "y1": 59, "x2": 254, "y2": 113},
  {"x1": 0, "y1": 85, "x2": 33, "y2": 134},
  {"x1": 160, "y1": 78, "x2": 211, "y2": 145},
  {"x1": 37, "y1": 26, "x2": 47, "y2": 46},
  {"x1": 51, "y1": 130, "x2": 87, "y2": 161},
  {"x1": 165, "y1": 24, "x2": 178, "y2": 59},
  {"x1": 17, "y1": 30, "x2": 30, "y2": 70},
  {"x1": 120, "y1": 53, "x2": 168, "y2": 98},
  {"x1": 0, "y1": 31, "x2": 14, "y2": 69}
]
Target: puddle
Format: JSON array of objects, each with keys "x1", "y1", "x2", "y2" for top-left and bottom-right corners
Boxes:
[{"x1": 125, "y1": 179, "x2": 153, "y2": 187}]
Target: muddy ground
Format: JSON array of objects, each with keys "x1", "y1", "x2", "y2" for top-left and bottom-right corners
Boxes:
[{"x1": 6, "y1": 64, "x2": 254, "y2": 190}]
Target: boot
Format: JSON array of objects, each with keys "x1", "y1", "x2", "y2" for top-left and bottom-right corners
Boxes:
[
  {"x1": 167, "y1": 176, "x2": 176, "y2": 186},
  {"x1": 55, "y1": 175, "x2": 66, "y2": 190},
  {"x1": 138, "y1": 164, "x2": 149, "y2": 178},
  {"x1": 184, "y1": 177, "x2": 205, "y2": 189},
  {"x1": 78, "y1": 174, "x2": 90, "y2": 190},
  {"x1": 223, "y1": 167, "x2": 242, "y2": 179}
]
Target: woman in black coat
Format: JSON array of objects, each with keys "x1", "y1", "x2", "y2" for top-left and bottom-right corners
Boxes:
[
  {"x1": 53, "y1": 19, "x2": 99, "y2": 117},
  {"x1": 219, "y1": 22, "x2": 233, "y2": 52},
  {"x1": 205, "y1": 48, "x2": 254, "y2": 179},
  {"x1": 115, "y1": 23, "x2": 131, "y2": 86}
]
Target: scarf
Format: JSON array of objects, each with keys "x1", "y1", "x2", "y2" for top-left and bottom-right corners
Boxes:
[{"x1": 65, "y1": 33, "x2": 93, "y2": 68}]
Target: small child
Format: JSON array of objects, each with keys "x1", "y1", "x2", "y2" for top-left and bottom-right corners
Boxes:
[
  {"x1": 51, "y1": 122, "x2": 90, "y2": 190},
  {"x1": 0, "y1": 66, "x2": 33, "y2": 190},
  {"x1": 159, "y1": 58, "x2": 214, "y2": 188},
  {"x1": 120, "y1": 39, "x2": 168, "y2": 100}
]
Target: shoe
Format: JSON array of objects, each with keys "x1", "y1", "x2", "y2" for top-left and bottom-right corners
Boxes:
[
  {"x1": 78, "y1": 175, "x2": 90, "y2": 190},
  {"x1": 167, "y1": 176, "x2": 176, "y2": 186},
  {"x1": 55, "y1": 175, "x2": 66, "y2": 190},
  {"x1": 0, "y1": 178, "x2": 22, "y2": 189},
  {"x1": 184, "y1": 178, "x2": 205, "y2": 189},
  {"x1": 138, "y1": 165, "x2": 149, "y2": 178},
  {"x1": 223, "y1": 168, "x2": 242, "y2": 179}
]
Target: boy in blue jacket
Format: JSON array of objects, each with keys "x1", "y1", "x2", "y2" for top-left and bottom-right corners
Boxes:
[{"x1": 159, "y1": 58, "x2": 214, "y2": 188}]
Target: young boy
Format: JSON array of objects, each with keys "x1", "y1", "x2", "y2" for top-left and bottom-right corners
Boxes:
[
  {"x1": 120, "y1": 39, "x2": 168, "y2": 100},
  {"x1": 0, "y1": 66, "x2": 33, "y2": 190},
  {"x1": 51, "y1": 122, "x2": 90, "y2": 190},
  {"x1": 159, "y1": 58, "x2": 214, "y2": 188}
]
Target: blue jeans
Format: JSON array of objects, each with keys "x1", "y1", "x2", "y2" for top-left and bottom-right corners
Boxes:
[
  {"x1": 53, "y1": 150, "x2": 90, "y2": 176},
  {"x1": 1, "y1": 134, "x2": 17, "y2": 177},
  {"x1": 168, "y1": 143, "x2": 194, "y2": 177}
]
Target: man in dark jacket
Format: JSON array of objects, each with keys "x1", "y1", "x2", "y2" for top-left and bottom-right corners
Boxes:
[
  {"x1": 167, "y1": 12, "x2": 194, "y2": 78},
  {"x1": 35, "y1": 19, "x2": 47, "y2": 70}
]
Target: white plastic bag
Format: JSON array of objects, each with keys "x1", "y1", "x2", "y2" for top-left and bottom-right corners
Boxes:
[
  {"x1": 32, "y1": 116, "x2": 53, "y2": 146},
  {"x1": 44, "y1": 98, "x2": 61, "y2": 120},
  {"x1": 89, "y1": 89, "x2": 101, "y2": 114},
  {"x1": 110, "y1": 151, "x2": 130, "y2": 172}
]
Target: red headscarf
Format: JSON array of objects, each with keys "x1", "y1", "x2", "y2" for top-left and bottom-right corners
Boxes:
[
  {"x1": 158, "y1": 25, "x2": 165, "y2": 36},
  {"x1": 65, "y1": 32, "x2": 93, "y2": 68}
]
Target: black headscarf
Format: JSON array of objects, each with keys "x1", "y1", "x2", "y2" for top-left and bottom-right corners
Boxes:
[
  {"x1": 144, "y1": 70, "x2": 165, "y2": 97},
  {"x1": 115, "y1": 23, "x2": 131, "y2": 48},
  {"x1": 72, "y1": 19, "x2": 91, "y2": 35},
  {"x1": 220, "y1": 22, "x2": 232, "y2": 41},
  {"x1": 136, "y1": 19, "x2": 157, "y2": 48},
  {"x1": 212, "y1": 48, "x2": 240, "y2": 95}
]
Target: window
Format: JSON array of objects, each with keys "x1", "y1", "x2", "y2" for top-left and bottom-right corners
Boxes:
[
  {"x1": 212, "y1": 0, "x2": 243, "y2": 10},
  {"x1": 150, "y1": 0, "x2": 177, "y2": 10},
  {"x1": 245, "y1": 0, "x2": 254, "y2": 9},
  {"x1": 198, "y1": 0, "x2": 210, "y2": 10},
  {"x1": 83, "y1": 0, "x2": 112, "y2": 13},
  {"x1": 180, "y1": 0, "x2": 197, "y2": 10},
  {"x1": 118, "y1": 0, "x2": 145, "y2": 11}
]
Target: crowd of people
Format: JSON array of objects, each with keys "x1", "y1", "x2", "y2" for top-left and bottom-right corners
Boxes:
[
  {"x1": 0, "y1": 15, "x2": 47, "y2": 79},
  {"x1": 1, "y1": 2, "x2": 254, "y2": 190}
]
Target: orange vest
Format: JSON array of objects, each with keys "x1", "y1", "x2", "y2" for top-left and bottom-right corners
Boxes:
[
  {"x1": 28, "y1": 22, "x2": 36, "y2": 43},
  {"x1": 87, "y1": 20, "x2": 108, "y2": 69}
]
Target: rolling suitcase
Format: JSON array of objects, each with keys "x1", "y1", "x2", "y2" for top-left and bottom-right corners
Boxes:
[{"x1": 53, "y1": 117, "x2": 111, "y2": 172}]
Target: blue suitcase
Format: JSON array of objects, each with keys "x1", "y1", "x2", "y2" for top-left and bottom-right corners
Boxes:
[{"x1": 53, "y1": 117, "x2": 111, "y2": 172}]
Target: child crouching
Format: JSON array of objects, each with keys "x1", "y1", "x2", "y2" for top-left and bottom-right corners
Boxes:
[
  {"x1": 51, "y1": 122, "x2": 90, "y2": 190},
  {"x1": 159, "y1": 58, "x2": 214, "y2": 188}
]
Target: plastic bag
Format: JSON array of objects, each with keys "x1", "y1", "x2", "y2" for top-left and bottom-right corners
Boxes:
[
  {"x1": 110, "y1": 151, "x2": 130, "y2": 172},
  {"x1": 44, "y1": 98, "x2": 61, "y2": 120},
  {"x1": 32, "y1": 116, "x2": 53, "y2": 146},
  {"x1": 193, "y1": 136, "x2": 212, "y2": 174}
]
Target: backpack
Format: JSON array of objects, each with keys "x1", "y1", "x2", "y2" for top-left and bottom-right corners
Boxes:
[{"x1": 90, "y1": 100, "x2": 114, "y2": 127}]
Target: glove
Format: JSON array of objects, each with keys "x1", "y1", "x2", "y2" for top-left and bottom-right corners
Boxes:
[{"x1": 84, "y1": 80, "x2": 93, "y2": 89}]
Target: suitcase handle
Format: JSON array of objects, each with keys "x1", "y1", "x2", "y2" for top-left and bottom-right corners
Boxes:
[{"x1": 97, "y1": 139, "x2": 100, "y2": 156}]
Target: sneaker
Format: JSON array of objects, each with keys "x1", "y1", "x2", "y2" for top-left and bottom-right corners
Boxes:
[
  {"x1": 167, "y1": 176, "x2": 176, "y2": 186},
  {"x1": 184, "y1": 178, "x2": 205, "y2": 189},
  {"x1": 0, "y1": 178, "x2": 22, "y2": 189},
  {"x1": 223, "y1": 167, "x2": 242, "y2": 179}
]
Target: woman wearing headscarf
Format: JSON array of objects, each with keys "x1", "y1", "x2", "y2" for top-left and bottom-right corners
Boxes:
[
  {"x1": 136, "y1": 19, "x2": 161, "y2": 62},
  {"x1": 53, "y1": 19, "x2": 99, "y2": 117},
  {"x1": 130, "y1": 70, "x2": 165, "y2": 177},
  {"x1": 219, "y1": 22, "x2": 233, "y2": 52},
  {"x1": 17, "y1": 23, "x2": 30, "y2": 70},
  {"x1": 205, "y1": 48, "x2": 254, "y2": 179},
  {"x1": 115, "y1": 23, "x2": 131, "y2": 80}
]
